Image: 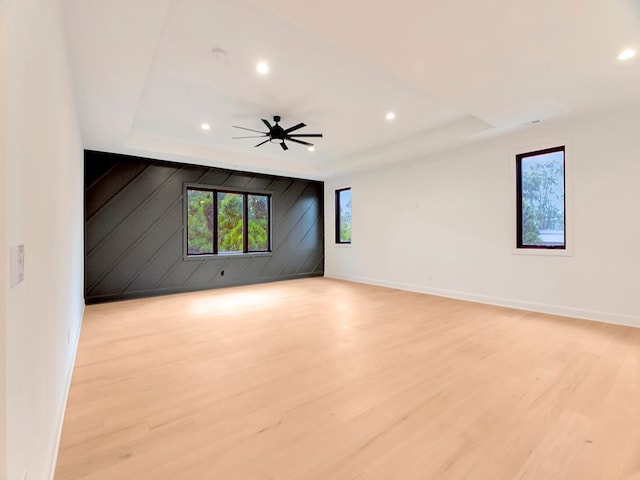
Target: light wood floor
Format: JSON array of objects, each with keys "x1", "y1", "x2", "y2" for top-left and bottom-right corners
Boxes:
[{"x1": 55, "y1": 278, "x2": 640, "y2": 480}]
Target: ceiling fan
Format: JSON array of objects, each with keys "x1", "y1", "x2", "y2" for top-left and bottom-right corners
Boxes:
[{"x1": 232, "y1": 115, "x2": 323, "y2": 151}]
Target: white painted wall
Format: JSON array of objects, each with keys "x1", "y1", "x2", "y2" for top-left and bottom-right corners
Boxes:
[
  {"x1": 325, "y1": 106, "x2": 640, "y2": 327},
  {"x1": 0, "y1": 0, "x2": 8, "y2": 476},
  {"x1": 2, "y1": 0, "x2": 84, "y2": 478}
]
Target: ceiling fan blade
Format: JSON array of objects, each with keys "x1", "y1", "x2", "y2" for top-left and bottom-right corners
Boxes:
[
  {"x1": 283, "y1": 122, "x2": 306, "y2": 134},
  {"x1": 233, "y1": 126, "x2": 267, "y2": 134},
  {"x1": 287, "y1": 133, "x2": 323, "y2": 138},
  {"x1": 287, "y1": 138, "x2": 313, "y2": 147},
  {"x1": 261, "y1": 119, "x2": 273, "y2": 130},
  {"x1": 254, "y1": 139, "x2": 270, "y2": 147},
  {"x1": 232, "y1": 135, "x2": 268, "y2": 139},
  {"x1": 280, "y1": 141, "x2": 288, "y2": 151}
]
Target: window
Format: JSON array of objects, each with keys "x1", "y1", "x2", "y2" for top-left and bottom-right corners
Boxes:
[
  {"x1": 217, "y1": 192, "x2": 243, "y2": 253},
  {"x1": 335, "y1": 188, "x2": 352, "y2": 244},
  {"x1": 247, "y1": 194, "x2": 270, "y2": 251},
  {"x1": 516, "y1": 146, "x2": 565, "y2": 249},
  {"x1": 186, "y1": 186, "x2": 270, "y2": 255}
]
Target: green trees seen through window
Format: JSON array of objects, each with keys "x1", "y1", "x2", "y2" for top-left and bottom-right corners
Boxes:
[
  {"x1": 217, "y1": 192, "x2": 243, "y2": 253},
  {"x1": 187, "y1": 187, "x2": 270, "y2": 255},
  {"x1": 248, "y1": 195, "x2": 269, "y2": 251},
  {"x1": 335, "y1": 188, "x2": 352, "y2": 244},
  {"x1": 187, "y1": 189, "x2": 213, "y2": 255}
]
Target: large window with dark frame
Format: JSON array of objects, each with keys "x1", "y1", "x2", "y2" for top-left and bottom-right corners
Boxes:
[
  {"x1": 335, "y1": 187, "x2": 352, "y2": 244},
  {"x1": 186, "y1": 186, "x2": 271, "y2": 255},
  {"x1": 516, "y1": 146, "x2": 566, "y2": 249}
]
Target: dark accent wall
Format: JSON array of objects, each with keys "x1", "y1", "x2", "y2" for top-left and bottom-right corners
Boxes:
[{"x1": 85, "y1": 150, "x2": 324, "y2": 303}]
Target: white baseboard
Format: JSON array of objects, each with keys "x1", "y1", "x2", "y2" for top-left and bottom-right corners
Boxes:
[
  {"x1": 325, "y1": 274, "x2": 640, "y2": 329},
  {"x1": 48, "y1": 303, "x2": 85, "y2": 480}
]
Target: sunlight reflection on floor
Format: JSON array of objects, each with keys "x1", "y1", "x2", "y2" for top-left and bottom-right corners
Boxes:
[{"x1": 188, "y1": 289, "x2": 284, "y2": 316}]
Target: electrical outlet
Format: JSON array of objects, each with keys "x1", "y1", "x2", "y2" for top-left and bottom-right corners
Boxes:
[{"x1": 10, "y1": 244, "x2": 25, "y2": 287}]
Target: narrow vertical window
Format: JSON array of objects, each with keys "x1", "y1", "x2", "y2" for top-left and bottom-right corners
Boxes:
[
  {"x1": 248, "y1": 194, "x2": 270, "y2": 252},
  {"x1": 335, "y1": 188, "x2": 352, "y2": 244},
  {"x1": 217, "y1": 192, "x2": 244, "y2": 254},
  {"x1": 516, "y1": 146, "x2": 566, "y2": 249},
  {"x1": 187, "y1": 189, "x2": 214, "y2": 254}
]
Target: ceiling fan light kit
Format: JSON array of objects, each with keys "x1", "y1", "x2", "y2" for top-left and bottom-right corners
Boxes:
[{"x1": 233, "y1": 115, "x2": 323, "y2": 151}]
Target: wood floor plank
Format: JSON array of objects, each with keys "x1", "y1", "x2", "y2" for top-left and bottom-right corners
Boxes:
[{"x1": 55, "y1": 278, "x2": 640, "y2": 479}]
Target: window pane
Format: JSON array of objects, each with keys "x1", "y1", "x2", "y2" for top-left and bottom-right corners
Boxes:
[
  {"x1": 518, "y1": 148, "x2": 565, "y2": 248},
  {"x1": 187, "y1": 189, "x2": 214, "y2": 254},
  {"x1": 217, "y1": 192, "x2": 243, "y2": 253},
  {"x1": 336, "y1": 188, "x2": 352, "y2": 243},
  {"x1": 248, "y1": 194, "x2": 269, "y2": 252}
]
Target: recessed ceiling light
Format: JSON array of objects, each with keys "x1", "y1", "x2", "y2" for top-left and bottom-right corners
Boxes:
[
  {"x1": 201, "y1": 123, "x2": 210, "y2": 131},
  {"x1": 385, "y1": 112, "x2": 396, "y2": 121},
  {"x1": 308, "y1": 146, "x2": 315, "y2": 152},
  {"x1": 618, "y1": 48, "x2": 637, "y2": 61},
  {"x1": 256, "y1": 61, "x2": 269, "y2": 74}
]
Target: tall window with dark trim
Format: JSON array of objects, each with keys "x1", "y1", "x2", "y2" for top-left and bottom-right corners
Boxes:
[
  {"x1": 335, "y1": 188, "x2": 352, "y2": 244},
  {"x1": 186, "y1": 186, "x2": 271, "y2": 255},
  {"x1": 516, "y1": 146, "x2": 566, "y2": 249}
]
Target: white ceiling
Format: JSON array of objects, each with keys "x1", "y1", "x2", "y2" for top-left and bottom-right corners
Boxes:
[{"x1": 62, "y1": 0, "x2": 640, "y2": 179}]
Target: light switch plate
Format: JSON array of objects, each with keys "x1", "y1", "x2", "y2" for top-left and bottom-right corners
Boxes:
[{"x1": 10, "y1": 244, "x2": 25, "y2": 288}]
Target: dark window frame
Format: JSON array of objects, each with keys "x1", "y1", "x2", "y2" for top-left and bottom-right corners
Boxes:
[
  {"x1": 184, "y1": 183, "x2": 272, "y2": 257},
  {"x1": 335, "y1": 187, "x2": 352, "y2": 244},
  {"x1": 516, "y1": 146, "x2": 566, "y2": 250}
]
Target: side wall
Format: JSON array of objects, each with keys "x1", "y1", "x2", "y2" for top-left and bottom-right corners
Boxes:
[
  {"x1": 0, "y1": 0, "x2": 7, "y2": 476},
  {"x1": 325, "y1": 106, "x2": 640, "y2": 327},
  {"x1": 85, "y1": 151, "x2": 324, "y2": 303},
  {"x1": 4, "y1": 0, "x2": 85, "y2": 479}
]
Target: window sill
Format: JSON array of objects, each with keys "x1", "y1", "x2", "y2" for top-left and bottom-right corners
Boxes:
[
  {"x1": 512, "y1": 247, "x2": 572, "y2": 257},
  {"x1": 183, "y1": 252, "x2": 273, "y2": 261}
]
